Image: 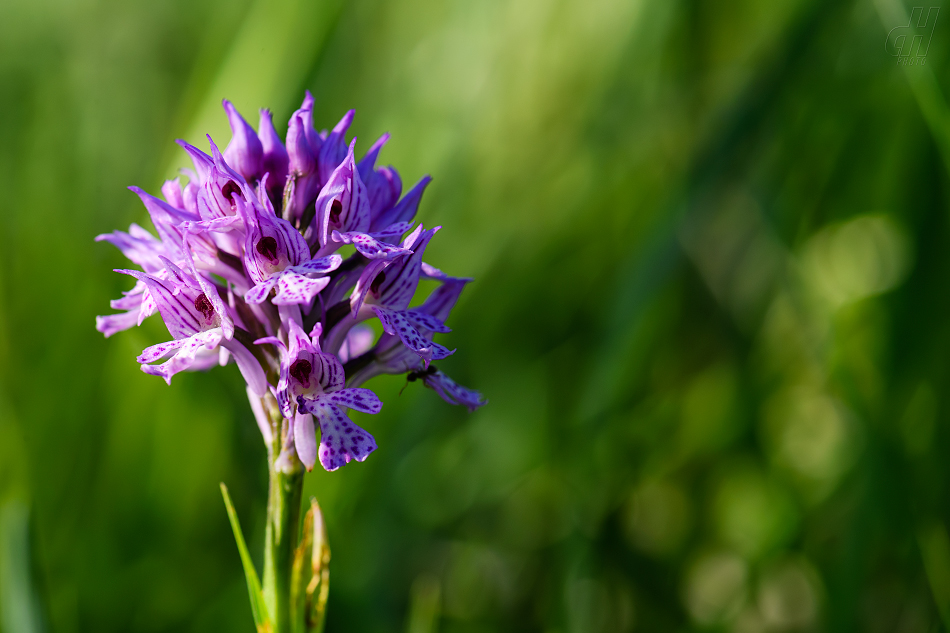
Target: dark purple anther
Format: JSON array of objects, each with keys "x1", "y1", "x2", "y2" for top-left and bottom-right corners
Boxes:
[
  {"x1": 194, "y1": 293, "x2": 215, "y2": 320},
  {"x1": 222, "y1": 181, "x2": 243, "y2": 205},
  {"x1": 290, "y1": 359, "x2": 312, "y2": 388},
  {"x1": 256, "y1": 236, "x2": 280, "y2": 264},
  {"x1": 370, "y1": 271, "x2": 386, "y2": 295},
  {"x1": 329, "y1": 199, "x2": 343, "y2": 224}
]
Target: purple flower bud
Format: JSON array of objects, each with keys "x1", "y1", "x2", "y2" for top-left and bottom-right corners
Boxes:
[
  {"x1": 318, "y1": 109, "x2": 354, "y2": 186},
  {"x1": 287, "y1": 110, "x2": 316, "y2": 176},
  {"x1": 161, "y1": 178, "x2": 185, "y2": 209},
  {"x1": 372, "y1": 175, "x2": 431, "y2": 232},
  {"x1": 223, "y1": 100, "x2": 264, "y2": 182},
  {"x1": 258, "y1": 109, "x2": 289, "y2": 203},
  {"x1": 358, "y1": 134, "x2": 403, "y2": 224}
]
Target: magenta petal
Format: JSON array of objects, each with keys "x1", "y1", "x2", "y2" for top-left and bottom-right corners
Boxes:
[
  {"x1": 96, "y1": 310, "x2": 142, "y2": 338},
  {"x1": 258, "y1": 109, "x2": 289, "y2": 195},
  {"x1": 338, "y1": 324, "x2": 376, "y2": 363},
  {"x1": 331, "y1": 230, "x2": 411, "y2": 260},
  {"x1": 137, "y1": 338, "x2": 186, "y2": 363},
  {"x1": 422, "y1": 369, "x2": 487, "y2": 412},
  {"x1": 175, "y1": 140, "x2": 215, "y2": 185},
  {"x1": 141, "y1": 329, "x2": 223, "y2": 385},
  {"x1": 272, "y1": 272, "x2": 331, "y2": 306},
  {"x1": 316, "y1": 388, "x2": 382, "y2": 414},
  {"x1": 373, "y1": 307, "x2": 454, "y2": 366},
  {"x1": 373, "y1": 175, "x2": 431, "y2": 230},
  {"x1": 288, "y1": 253, "x2": 343, "y2": 274},
  {"x1": 294, "y1": 412, "x2": 318, "y2": 471},
  {"x1": 223, "y1": 100, "x2": 264, "y2": 181},
  {"x1": 369, "y1": 221, "x2": 414, "y2": 244},
  {"x1": 287, "y1": 110, "x2": 316, "y2": 176},
  {"x1": 161, "y1": 178, "x2": 185, "y2": 209},
  {"x1": 405, "y1": 310, "x2": 451, "y2": 333},
  {"x1": 318, "y1": 109, "x2": 355, "y2": 185},
  {"x1": 304, "y1": 403, "x2": 377, "y2": 472},
  {"x1": 245, "y1": 276, "x2": 279, "y2": 304},
  {"x1": 371, "y1": 225, "x2": 438, "y2": 311}
]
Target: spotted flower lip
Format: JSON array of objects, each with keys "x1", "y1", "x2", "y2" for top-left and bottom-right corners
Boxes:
[
  {"x1": 344, "y1": 263, "x2": 485, "y2": 411},
  {"x1": 97, "y1": 92, "x2": 484, "y2": 472},
  {"x1": 238, "y1": 185, "x2": 342, "y2": 306},
  {"x1": 256, "y1": 320, "x2": 381, "y2": 471}
]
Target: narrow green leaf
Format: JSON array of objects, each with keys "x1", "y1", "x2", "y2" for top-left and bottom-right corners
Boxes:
[{"x1": 221, "y1": 482, "x2": 271, "y2": 632}]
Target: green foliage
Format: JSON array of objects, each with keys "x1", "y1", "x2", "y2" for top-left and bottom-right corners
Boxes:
[
  {"x1": 3, "y1": 0, "x2": 950, "y2": 630},
  {"x1": 221, "y1": 484, "x2": 270, "y2": 632}
]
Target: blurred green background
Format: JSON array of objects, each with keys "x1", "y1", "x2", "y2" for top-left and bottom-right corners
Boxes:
[{"x1": 2, "y1": 0, "x2": 949, "y2": 630}]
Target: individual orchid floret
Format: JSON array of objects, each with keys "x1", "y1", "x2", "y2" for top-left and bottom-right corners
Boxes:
[
  {"x1": 95, "y1": 224, "x2": 168, "y2": 336},
  {"x1": 116, "y1": 257, "x2": 266, "y2": 395},
  {"x1": 200, "y1": 137, "x2": 255, "y2": 221},
  {"x1": 309, "y1": 139, "x2": 371, "y2": 250},
  {"x1": 284, "y1": 95, "x2": 324, "y2": 225},
  {"x1": 347, "y1": 225, "x2": 453, "y2": 366},
  {"x1": 344, "y1": 264, "x2": 484, "y2": 412},
  {"x1": 223, "y1": 100, "x2": 264, "y2": 183},
  {"x1": 239, "y1": 186, "x2": 342, "y2": 306},
  {"x1": 257, "y1": 320, "x2": 381, "y2": 471}
]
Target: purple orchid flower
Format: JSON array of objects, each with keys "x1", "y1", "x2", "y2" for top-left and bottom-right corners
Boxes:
[
  {"x1": 239, "y1": 184, "x2": 342, "y2": 306},
  {"x1": 98, "y1": 93, "x2": 483, "y2": 476},
  {"x1": 116, "y1": 256, "x2": 266, "y2": 396},
  {"x1": 257, "y1": 320, "x2": 381, "y2": 471},
  {"x1": 345, "y1": 225, "x2": 453, "y2": 366},
  {"x1": 346, "y1": 263, "x2": 485, "y2": 411}
]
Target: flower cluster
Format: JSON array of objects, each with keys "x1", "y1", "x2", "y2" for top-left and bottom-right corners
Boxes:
[{"x1": 97, "y1": 93, "x2": 485, "y2": 472}]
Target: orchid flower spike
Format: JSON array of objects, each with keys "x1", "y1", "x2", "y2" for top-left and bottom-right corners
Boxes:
[{"x1": 97, "y1": 94, "x2": 485, "y2": 473}]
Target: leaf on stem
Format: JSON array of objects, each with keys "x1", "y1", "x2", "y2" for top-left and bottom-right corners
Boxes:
[{"x1": 221, "y1": 482, "x2": 272, "y2": 633}]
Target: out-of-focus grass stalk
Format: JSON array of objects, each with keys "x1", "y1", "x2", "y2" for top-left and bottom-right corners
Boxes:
[
  {"x1": 873, "y1": 0, "x2": 950, "y2": 173},
  {"x1": 918, "y1": 524, "x2": 950, "y2": 629},
  {"x1": 873, "y1": 3, "x2": 950, "y2": 627},
  {"x1": 405, "y1": 575, "x2": 441, "y2": 633},
  {"x1": 162, "y1": 0, "x2": 343, "y2": 180},
  {"x1": 0, "y1": 501, "x2": 44, "y2": 633}
]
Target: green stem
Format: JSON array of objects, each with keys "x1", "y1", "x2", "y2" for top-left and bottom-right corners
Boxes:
[{"x1": 262, "y1": 436, "x2": 305, "y2": 632}]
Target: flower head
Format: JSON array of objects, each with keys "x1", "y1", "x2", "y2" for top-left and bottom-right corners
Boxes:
[{"x1": 97, "y1": 93, "x2": 485, "y2": 472}]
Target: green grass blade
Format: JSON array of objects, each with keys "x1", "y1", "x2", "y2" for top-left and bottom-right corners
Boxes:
[{"x1": 220, "y1": 483, "x2": 271, "y2": 632}]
